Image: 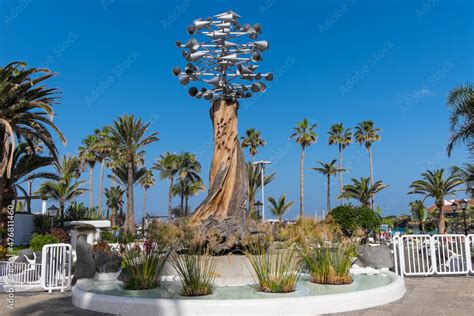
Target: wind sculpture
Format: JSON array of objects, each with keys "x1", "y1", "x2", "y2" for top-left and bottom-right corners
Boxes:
[{"x1": 172, "y1": 10, "x2": 272, "y2": 223}]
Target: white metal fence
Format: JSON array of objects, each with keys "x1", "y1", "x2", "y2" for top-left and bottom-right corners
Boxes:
[
  {"x1": 0, "y1": 261, "x2": 42, "y2": 286},
  {"x1": 41, "y1": 243, "x2": 72, "y2": 292},
  {"x1": 394, "y1": 234, "x2": 474, "y2": 276}
]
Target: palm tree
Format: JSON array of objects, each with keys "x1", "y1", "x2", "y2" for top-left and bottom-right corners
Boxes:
[
  {"x1": 172, "y1": 179, "x2": 206, "y2": 215},
  {"x1": 36, "y1": 155, "x2": 86, "y2": 219},
  {"x1": 94, "y1": 127, "x2": 112, "y2": 217},
  {"x1": 241, "y1": 128, "x2": 266, "y2": 159},
  {"x1": 310, "y1": 159, "x2": 346, "y2": 212},
  {"x1": 328, "y1": 123, "x2": 352, "y2": 201},
  {"x1": 338, "y1": 177, "x2": 388, "y2": 208},
  {"x1": 446, "y1": 84, "x2": 474, "y2": 156},
  {"x1": 0, "y1": 62, "x2": 66, "y2": 210},
  {"x1": 107, "y1": 114, "x2": 159, "y2": 234},
  {"x1": 451, "y1": 163, "x2": 474, "y2": 197},
  {"x1": 175, "y1": 153, "x2": 201, "y2": 214},
  {"x1": 290, "y1": 119, "x2": 317, "y2": 217},
  {"x1": 408, "y1": 169, "x2": 463, "y2": 233},
  {"x1": 355, "y1": 120, "x2": 381, "y2": 208},
  {"x1": 108, "y1": 164, "x2": 148, "y2": 188},
  {"x1": 354, "y1": 121, "x2": 381, "y2": 185},
  {"x1": 2, "y1": 143, "x2": 56, "y2": 212},
  {"x1": 78, "y1": 135, "x2": 99, "y2": 209},
  {"x1": 247, "y1": 162, "x2": 276, "y2": 216},
  {"x1": 410, "y1": 200, "x2": 427, "y2": 233},
  {"x1": 153, "y1": 152, "x2": 179, "y2": 221},
  {"x1": 268, "y1": 195, "x2": 293, "y2": 223},
  {"x1": 104, "y1": 186, "x2": 125, "y2": 227},
  {"x1": 138, "y1": 169, "x2": 155, "y2": 233}
]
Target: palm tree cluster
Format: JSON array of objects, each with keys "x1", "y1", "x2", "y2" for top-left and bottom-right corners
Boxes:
[
  {"x1": 2, "y1": 60, "x2": 470, "y2": 235},
  {"x1": 153, "y1": 152, "x2": 204, "y2": 219},
  {"x1": 290, "y1": 119, "x2": 384, "y2": 217}
]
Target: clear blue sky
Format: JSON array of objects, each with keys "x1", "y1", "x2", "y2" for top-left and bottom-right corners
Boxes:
[{"x1": 1, "y1": 0, "x2": 473, "y2": 220}]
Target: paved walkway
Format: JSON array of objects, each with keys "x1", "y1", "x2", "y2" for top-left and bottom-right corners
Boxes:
[{"x1": 0, "y1": 277, "x2": 473, "y2": 315}]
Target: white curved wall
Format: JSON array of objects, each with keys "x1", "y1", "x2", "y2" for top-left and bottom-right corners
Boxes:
[{"x1": 72, "y1": 270, "x2": 406, "y2": 315}]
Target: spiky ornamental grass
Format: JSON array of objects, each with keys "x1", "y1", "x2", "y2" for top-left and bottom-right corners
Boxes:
[
  {"x1": 170, "y1": 246, "x2": 217, "y2": 297},
  {"x1": 121, "y1": 241, "x2": 171, "y2": 290},
  {"x1": 245, "y1": 239, "x2": 301, "y2": 293},
  {"x1": 302, "y1": 242, "x2": 357, "y2": 285}
]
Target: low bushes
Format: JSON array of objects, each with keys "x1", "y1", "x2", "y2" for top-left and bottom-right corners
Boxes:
[
  {"x1": 245, "y1": 239, "x2": 300, "y2": 293},
  {"x1": 121, "y1": 240, "x2": 171, "y2": 290},
  {"x1": 30, "y1": 233, "x2": 60, "y2": 252},
  {"x1": 302, "y1": 242, "x2": 357, "y2": 285},
  {"x1": 169, "y1": 245, "x2": 217, "y2": 296}
]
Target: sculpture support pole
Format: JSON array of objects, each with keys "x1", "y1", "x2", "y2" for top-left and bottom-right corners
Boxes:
[{"x1": 192, "y1": 99, "x2": 248, "y2": 222}]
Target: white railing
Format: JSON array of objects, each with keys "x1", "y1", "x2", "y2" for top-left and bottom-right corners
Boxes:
[
  {"x1": 41, "y1": 244, "x2": 72, "y2": 293},
  {"x1": 0, "y1": 261, "x2": 42, "y2": 286},
  {"x1": 394, "y1": 234, "x2": 474, "y2": 277},
  {"x1": 469, "y1": 235, "x2": 474, "y2": 274}
]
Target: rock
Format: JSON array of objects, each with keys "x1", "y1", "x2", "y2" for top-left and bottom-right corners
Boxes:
[
  {"x1": 73, "y1": 235, "x2": 96, "y2": 282},
  {"x1": 199, "y1": 214, "x2": 260, "y2": 254},
  {"x1": 118, "y1": 267, "x2": 130, "y2": 284},
  {"x1": 14, "y1": 249, "x2": 34, "y2": 264},
  {"x1": 93, "y1": 249, "x2": 122, "y2": 273},
  {"x1": 355, "y1": 244, "x2": 394, "y2": 270}
]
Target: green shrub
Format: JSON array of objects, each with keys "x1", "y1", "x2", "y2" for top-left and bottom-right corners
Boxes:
[
  {"x1": 245, "y1": 238, "x2": 300, "y2": 293},
  {"x1": 34, "y1": 215, "x2": 59, "y2": 234},
  {"x1": 30, "y1": 233, "x2": 60, "y2": 252},
  {"x1": 100, "y1": 230, "x2": 116, "y2": 243},
  {"x1": 169, "y1": 245, "x2": 217, "y2": 296},
  {"x1": 65, "y1": 202, "x2": 100, "y2": 220},
  {"x1": 121, "y1": 240, "x2": 171, "y2": 290},
  {"x1": 331, "y1": 205, "x2": 380, "y2": 240},
  {"x1": 302, "y1": 242, "x2": 357, "y2": 285}
]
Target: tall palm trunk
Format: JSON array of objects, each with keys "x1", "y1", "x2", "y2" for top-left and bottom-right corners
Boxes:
[
  {"x1": 88, "y1": 164, "x2": 93, "y2": 208},
  {"x1": 168, "y1": 178, "x2": 173, "y2": 221},
  {"x1": 27, "y1": 179, "x2": 33, "y2": 213},
  {"x1": 111, "y1": 206, "x2": 116, "y2": 227},
  {"x1": 339, "y1": 145, "x2": 343, "y2": 205},
  {"x1": 125, "y1": 159, "x2": 135, "y2": 234},
  {"x1": 436, "y1": 199, "x2": 446, "y2": 233},
  {"x1": 180, "y1": 184, "x2": 185, "y2": 214},
  {"x1": 299, "y1": 146, "x2": 305, "y2": 218},
  {"x1": 368, "y1": 146, "x2": 374, "y2": 209},
  {"x1": 185, "y1": 196, "x2": 189, "y2": 216},
  {"x1": 327, "y1": 175, "x2": 331, "y2": 212},
  {"x1": 99, "y1": 160, "x2": 105, "y2": 217},
  {"x1": 142, "y1": 189, "x2": 147, "y2": 236}
]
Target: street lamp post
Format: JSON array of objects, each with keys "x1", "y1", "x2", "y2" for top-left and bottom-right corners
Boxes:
[
  {"x1": 47, "y1": 205, "x2": 59, "y2": 233},
  {"x1": 451, "y1": 202, "x2": 457, "y2": 233},
  {"x1": 459, "y1": 199, "x2": 469, "y2": 235},
  {"x1": 254, "y1": 201, "x2": 263, "y2": 220},
  {"x1": 252, "y1": 160, "x2": 271, "y2": 221}
]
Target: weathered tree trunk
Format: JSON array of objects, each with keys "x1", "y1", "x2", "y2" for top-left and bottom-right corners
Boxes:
[{"x1": 192, "y1": 99, "x2": 248, "y2": 222}]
